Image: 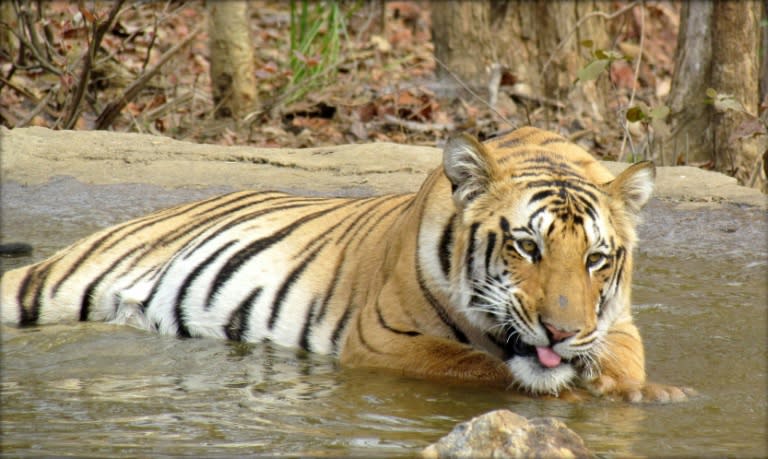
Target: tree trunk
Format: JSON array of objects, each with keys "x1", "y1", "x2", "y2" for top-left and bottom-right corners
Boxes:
[
  {"x1": 430, "y1": 0, "x2": 613, "y2": 122},
  {"x1": 207, "y1": 0, "x2": 258, "y2": 119},
  {"x1": 663, "y1": 2, "x2": 714, "y2": 165},
  {"x1": 664, "y1": 0, "x2": 764, "y2": 188},
  {"x1": 761, "y1": 0, "x2": 768, "y2": 105},
  {"x1": 430, "y1": 2, "x2": 494, "y2": 85},
  {"x1": 710, "y1": 0, "x2": 761, "y2": 177}
]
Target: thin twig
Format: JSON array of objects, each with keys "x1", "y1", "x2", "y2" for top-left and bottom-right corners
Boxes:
[
  {"x1": 19, "y1": 4, "x2": 49, "y2": 66},
  {"x1": 1, "y1": 18, "x2": 62, "y2": 76},
  {"x1": 0, "y1": 73, "x2": 41, "y2": 103},
  {"x1": 95, "y1": 24, "x2": 202, "y2": 130},
  {"x1": 0, "y1": 37, "x2": 22, "y2": 95},
  {"x1": 618, "y1": 2, "x2": 645, "y2": 162},
  {"x1": 432, "y1": 54, "x2": 514, "y2": 128},
  {"x1": 542, "y1": 1, "x2": 639, "y2": 75},
  {"x1": 142, "y1": 13, "x2": 160, "y2": 72},
  {"x1": 507, "y1": 88, "x2": 565, "y2": 109},
  {"x1": 62, "y1": 0, "x2": 126, "y2": 129},
  {"x1": 16, "y1": 90, "x2": 53, "y2": 127},
  {"x1": 380, "y1": 113, "x2": 455, "y2": 133}
]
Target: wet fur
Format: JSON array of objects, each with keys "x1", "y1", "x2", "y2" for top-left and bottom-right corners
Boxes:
[{"x1": 2, "y1": 127, "x2": 666, "y2": 398}]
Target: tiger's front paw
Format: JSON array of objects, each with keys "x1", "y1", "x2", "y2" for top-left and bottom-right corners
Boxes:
[{"x1": 587, "y1": 374, "x2": 696, "y2": 403}]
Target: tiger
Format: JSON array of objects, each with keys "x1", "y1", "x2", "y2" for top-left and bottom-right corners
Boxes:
[{"x1": 1, "y1": 127, "x2": 691, "y2": 402}]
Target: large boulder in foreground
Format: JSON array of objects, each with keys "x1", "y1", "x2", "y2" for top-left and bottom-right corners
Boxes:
[{"x1": 422, "y1": 409, "x2": 594, "y2": 459}]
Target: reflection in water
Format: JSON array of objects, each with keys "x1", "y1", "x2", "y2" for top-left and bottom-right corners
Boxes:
[{"x1": 1, "y1": 180, "x2": 766, "y2": 457}]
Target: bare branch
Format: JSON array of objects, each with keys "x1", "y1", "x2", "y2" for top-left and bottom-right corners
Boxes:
[
  {"x1": 17, "y1": 91, "x2": 53, "y2": 127},
  {"x1": 1, "y1": 17, "x2": 62, "y2": 76},
  {"x1": 62, "y1": 0, "x2": 126, "y2": 129},
  {"x1": 618, "y1": 3, "x2": 645, "y2": 163},
  {"x1": 95, "y1": 24, "x2": 202, "y2": 130}
]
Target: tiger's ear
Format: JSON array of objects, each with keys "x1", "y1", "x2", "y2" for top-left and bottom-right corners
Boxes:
[
  {"x1": 443, "y1": 133, "x2": 500, "y2": 208},
  {"x1": 605, "y1": 161, "x2": 655, "y2": 215}
]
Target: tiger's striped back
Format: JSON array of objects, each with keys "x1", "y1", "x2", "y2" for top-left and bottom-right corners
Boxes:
[{"x1": 1, "y1": 190, "x2": 412, "y2": 355}]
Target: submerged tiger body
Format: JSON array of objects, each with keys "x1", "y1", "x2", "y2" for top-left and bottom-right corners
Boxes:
[{"x1": 1, "y1": 127, "x2": 690, "y2": 401}]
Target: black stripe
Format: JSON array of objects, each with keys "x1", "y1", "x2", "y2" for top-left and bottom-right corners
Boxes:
[
  {"x1": 499, "y1": 216, "x2": 510, "y2": 234},
  {"x1": 415, "y1": 262, "x2": 469, "y2": 344},
  {"x1": 496, "y1": 129, "x2": 538, "y2": 152},
  {"x1": 79, "y1": 244, "x2": 145, "y2": 321},
  {"x1": 339, "y1": 196, "x2": 412, "y2": 249},
  {"x1": 174, "y1": 240, "x2": 239, "y2": 337},
  {"x1": 292, "y1": 227, "x2": 333, "y2": 260},
  {"x1": 49, "y1": 231, "x2": 118, "y2": 296},
  {"x1": 99, "y1": 192, "x2": 265, "y2": 253},
  {"x1": 526, "y1": 205, "x2": 548, "y2": 228},
  {"x1": 520, "y1": 156, "x2": 580, "y2": 174},
  {"x1": 225, "y1": 287, "x2": 262, "y2": 341},
  {"x1": 513, "y1": 292, "x2": 535, "y2": 333},
  {"x1": 50, "y1": 194, "x2": 238, "y2": 295},
  {"x1": 330, "y1": 304, "x2": 354, "y2": 354},
  {"x1": 525, "y1": 179, "x2": 600, "y2": 202},
  {"x1": 497, "y1": 138, "x2": 522, "y2": 151},
  {"x1": 376, "y1": 301, "x2": 421, "y2": 336},
  {"x1": 600, "y1": 246, "x2": 626, "y2": 317},
  {"x1": 334, "y1": 196, "x2": 389, "y2": 244},
  {"x1": 194, "y1": 203, "x2": 311, "y2": 270},
  {"x1": 438, "y1": 214, "x2": 455, "y2": 278},
  {"x1": 18, "y1": 254, "x2": 65, "y2": 326},
  {"x1": 16, "y1": 267, "x2": 40, "y2": 325},
  {"x1": 182, "y1": 199, "x2": 314, "y2": 261},
  {"x1": 51, "y1": 192, "x2": 279, "y2": 298},
  {"x1": 465, "y1": 222, "x2": 480, "y2": 280},
  {"x1": 267, "y1": 240, "x2": 328, "y2": 330},
  {"x1": 205, "y1": 201, "x2": 353, "y2": 307},
  {"x1": 529, "y1": 189, "x2": 556, "y2": 204},
  {"x1": 176, "y1": 239, "x2": 240, "y2": 309},
  {"x1": 298, "y1": 296, "x2": 321, "y2": 352},
  {"x1": 539, "y1": 137, "x2": 569, "y2": 146},
  {"x1": 484, "y1": 231, "x2": 497, "y2": 271},
  {"x1": 313, "y1": 251, "x2": 346, "y2": 323}
]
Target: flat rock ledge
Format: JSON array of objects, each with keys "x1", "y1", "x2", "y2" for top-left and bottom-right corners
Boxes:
[
  {"x1": 422, "y1": 409, "x2": 594, "y2": 459},
  {"x1": 1, "y1": 126, "x2": 765, "y2": 208}
]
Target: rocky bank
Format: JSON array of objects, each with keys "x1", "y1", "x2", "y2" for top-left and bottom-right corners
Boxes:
[{"x1": 1, "y1": 126, "x2": 765, "y2": 209}]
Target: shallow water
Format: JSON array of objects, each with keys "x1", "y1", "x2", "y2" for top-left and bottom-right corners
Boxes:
[{"x1": 1, "y1": 177, "x2": 766, "y2": 457}]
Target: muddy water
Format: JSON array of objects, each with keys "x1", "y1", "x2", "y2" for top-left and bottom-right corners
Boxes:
[{"x1": 2, "y1": 177, "x2": 766, "y2": 457}]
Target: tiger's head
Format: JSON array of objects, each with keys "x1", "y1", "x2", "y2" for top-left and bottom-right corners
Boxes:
[{"x1": 442, "y1": 131, "x2": 654, "y2": 395}]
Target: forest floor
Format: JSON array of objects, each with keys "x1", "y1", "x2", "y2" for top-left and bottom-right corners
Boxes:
[{"x1": 0, "y1": 1, "x2": 699, "y2": 161}]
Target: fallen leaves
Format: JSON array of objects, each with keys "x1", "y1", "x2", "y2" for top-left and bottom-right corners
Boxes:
[{"x1": 0, "y1": 0, "x2": 685, "y2": 158}]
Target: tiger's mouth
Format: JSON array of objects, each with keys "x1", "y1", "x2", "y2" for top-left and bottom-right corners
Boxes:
[{"x1": 501, "y1": 332, "x2": 572, "y2": 369}]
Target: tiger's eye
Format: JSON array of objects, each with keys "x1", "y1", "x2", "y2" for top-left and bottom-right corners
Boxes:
[
  {"x1": 586, "y1": 253, "x2": 605, "y2": 267},
  {"x1": 519, "y1": 239, "x2": 538, "y2": 255}
]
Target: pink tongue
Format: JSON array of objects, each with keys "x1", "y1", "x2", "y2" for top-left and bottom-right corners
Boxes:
[{"x1": 535, "y1": 346, "x2": 562, "y2": 368}]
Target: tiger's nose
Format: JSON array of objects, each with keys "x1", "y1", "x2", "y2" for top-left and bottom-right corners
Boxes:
[{"x1": 544, "y1": 322, "x2": 577, "y2": 343}]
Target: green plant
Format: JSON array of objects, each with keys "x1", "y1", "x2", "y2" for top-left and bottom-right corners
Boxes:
[
  {"x1": 285, "y1": 0, "x2": 347, "y2": 104},
  {"x1": 626, "y1": 102, "x2": 670, "y2": 138},
  {"x1": 575, "y1": 39, "x2": 672, "y2": 162},
  {"x1": 574, "y1": 40, "x2": 627, "y2": 83}
]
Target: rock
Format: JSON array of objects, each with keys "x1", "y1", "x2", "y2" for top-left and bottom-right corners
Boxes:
[
  {"x1": 421, "y1": 409, "x2": 594, "y2": 459},
  {"x1": 2, "y1": 126, "x2": 764, "y2": 208}
]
